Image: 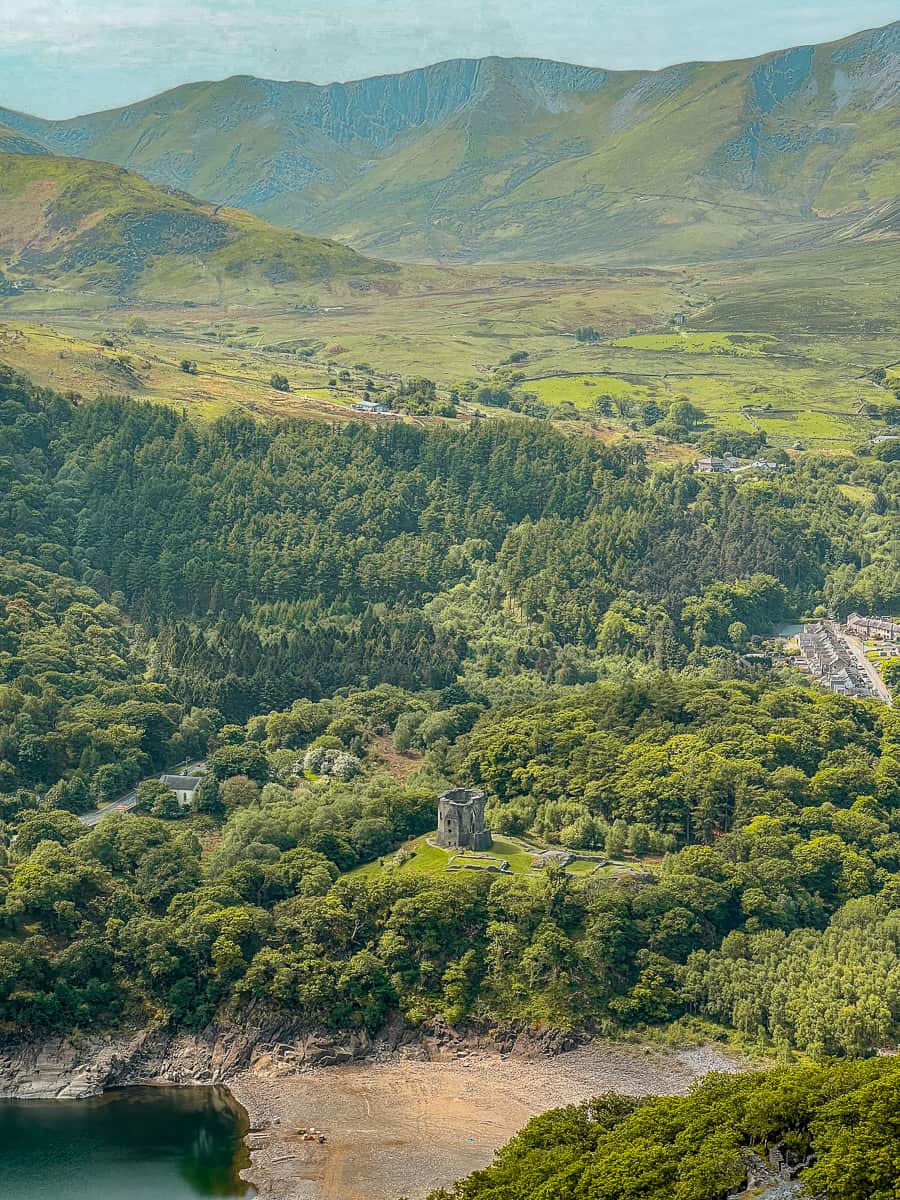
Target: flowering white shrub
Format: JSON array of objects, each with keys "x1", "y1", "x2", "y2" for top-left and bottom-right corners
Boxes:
[{"x1": 302, "y1": 746, "x2": 362, "y2": 780}]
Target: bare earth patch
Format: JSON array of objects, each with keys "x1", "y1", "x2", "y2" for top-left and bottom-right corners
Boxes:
[
  {"x1": 371, "y1": 734, "x2": 424, "y2": 781},
  {"x1": 230, "y1": 1042, "x2": 746, "y2": 1200}
]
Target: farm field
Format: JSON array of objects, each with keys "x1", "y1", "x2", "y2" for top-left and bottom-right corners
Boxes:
[
  {"x1": 609, "y1": 332, "x2": 777, "y2": 355},
  {"x1": 523, "y1": 344, "x2": 887, "y2": 449}
]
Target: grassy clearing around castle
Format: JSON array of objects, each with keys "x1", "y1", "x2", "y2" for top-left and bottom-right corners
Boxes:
[
  {"x1": 347, "y1": 834, "x2": 536, "y2": 879},
  {"x1": 345, "y1": 833, "x2": 639, "y2": 883},
  {"x1": 346, "y1": 836, "x2": 451, "y2": 879}
]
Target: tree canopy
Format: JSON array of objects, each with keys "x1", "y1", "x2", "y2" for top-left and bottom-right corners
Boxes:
[{"x1": 423, "y1": 1058, "x2": 900, "y2": 1200}]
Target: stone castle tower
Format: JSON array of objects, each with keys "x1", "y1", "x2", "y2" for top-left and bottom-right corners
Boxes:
[{"x1": 436, "y1": 788, "x2": 493, "y2": 851}]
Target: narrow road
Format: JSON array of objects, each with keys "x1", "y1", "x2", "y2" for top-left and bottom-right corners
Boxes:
[
  {"x1": 79, "y1": 787, "x2": 139, "y2": 827},
  {"x1": 78, "y1": 761, "x2": 206, "y2": 826},
  {"x1": 839, "y1": 629, "x2": 894, "y2": 706}
]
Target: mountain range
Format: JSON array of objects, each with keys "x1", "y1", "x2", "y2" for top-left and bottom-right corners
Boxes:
[{"x1": 1, "y1": 21, "x2": 898, "y2": 263}]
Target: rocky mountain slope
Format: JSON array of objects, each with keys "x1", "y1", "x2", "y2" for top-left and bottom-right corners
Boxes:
[
  {"x1": 0, "y1": 152, "x2": 398, "y2": 303},
  {"x1": 1, "y1": 22, "x2": 897, "y2": 262},
  {"x1": 0, "y1": 123, "x2": 50, "y2": 156}
]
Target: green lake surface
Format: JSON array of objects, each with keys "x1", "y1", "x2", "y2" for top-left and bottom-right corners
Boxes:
[{"x1": 0, "y1": 1085, "x2": 254, "y2": 1198}]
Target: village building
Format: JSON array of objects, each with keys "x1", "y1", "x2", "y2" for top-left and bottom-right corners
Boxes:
[
  {"x1": 796, "y1": 623, "x2": 877, "y2": 700},
  {"x1": 697, "y1": 454, "x2": 756, "y2": 475},
  {"x1": 845, "y1": 613, "x2": 900, "y2": 642},
  {"x1": 351, "y1": 399, "x2": 394, "y2": 415},
  {"x1": 696, "y1": 456, "x2": 726, "y2": 473},
  {"x1": 436, "y1": 788, "x2": 493, "y2": 851},
  {"x1": 159, "y1": 774, "x2": 202, "y2": 806}
]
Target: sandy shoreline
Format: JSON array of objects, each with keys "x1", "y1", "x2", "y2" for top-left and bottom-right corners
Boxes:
[{"x1": 227, "y1": 1041, "x2": 747, "y2": 1200}]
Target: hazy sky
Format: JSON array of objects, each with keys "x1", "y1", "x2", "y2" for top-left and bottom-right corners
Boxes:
[{"x1": 2, "y1": 0, "x2": 898, "y2": 119}]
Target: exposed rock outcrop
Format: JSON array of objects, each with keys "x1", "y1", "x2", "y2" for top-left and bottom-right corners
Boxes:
[
  {"x1": 0, "y1": 1017, "x2": 588, "y2": 1100},
  {"x1": 0, "y1": 1027, "x2": 257, "y2": 1099},
  {"x1": 727, "y1": 1151, "x2": 823, "y2": 1200}
]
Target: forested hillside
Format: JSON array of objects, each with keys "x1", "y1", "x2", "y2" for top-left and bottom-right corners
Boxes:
[
  {"x1": 0, "y1": 364, "x2": 898, "y2": 1052},
  {"x1": 0, "y1": 559, "x2": 199, "y2": 816},
  {"x1": 423, "y1": 1058, "x2": 900, "y2": 1200},
  {"x1": 463, "y1": 676, "x2": 896, "y2": 845},
  {"x1": 0, "y1": 357, "x2": 896, "y2": 807},
  {"x1": 3, "y1": 673, "x2": 899, "y2": 1045}
]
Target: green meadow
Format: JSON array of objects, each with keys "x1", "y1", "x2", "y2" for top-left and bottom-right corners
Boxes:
[
  {"x1": 609, "y1": 331, "x2": 776, "y2": 355},
  {"x1": 345, "y1": 833, "x2": 613, "y2": 880}
]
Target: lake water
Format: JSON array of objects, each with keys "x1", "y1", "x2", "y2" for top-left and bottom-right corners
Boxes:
[
  {"x1": 772, "y1": 622, "x2": 804, "y2": 638},
  {"x1": 0, "y1": 1086, "x2": 253, "y2": 1199}
]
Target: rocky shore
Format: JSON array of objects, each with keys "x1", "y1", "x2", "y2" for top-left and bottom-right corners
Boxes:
[
  {"x1": 0, "y1": 1022, "x2": 378, "y2": 1101},
  {"x1": 0, "y1": 1024, "x2": 749, "y2": 1199}
]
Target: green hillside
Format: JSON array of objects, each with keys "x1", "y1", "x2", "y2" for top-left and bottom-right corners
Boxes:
[
  {"x1": 0, "y1": 152, "x2": 397, "y2": 302},
  {"x1": 2, "y1": 22, "x2": 897, "y2": 262}
]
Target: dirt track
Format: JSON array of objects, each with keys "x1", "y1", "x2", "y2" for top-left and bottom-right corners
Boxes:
[{"x1": 230, "y1": 1042, "x2": 746, "y2": 1200}]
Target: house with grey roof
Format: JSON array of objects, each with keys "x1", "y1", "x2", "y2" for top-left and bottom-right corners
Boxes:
[
  {"x1": 160, "y1": 774, "x2": 203, "y2": 806},
  {"x1": 696, "y1": 456, "x2": 726, "y2": 473}
]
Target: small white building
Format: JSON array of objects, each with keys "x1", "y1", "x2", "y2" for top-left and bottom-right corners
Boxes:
[
  {"x1": 160, "y1": 774, "x2": 202, "y2": 806},
  {"x1": 352, "y1": 399, "x2": 394, "y2": 415}
]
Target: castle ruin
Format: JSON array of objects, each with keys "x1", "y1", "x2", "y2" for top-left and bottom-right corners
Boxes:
[{"x1": 436, "y1": 788, "x2": 492, "y2": 851}]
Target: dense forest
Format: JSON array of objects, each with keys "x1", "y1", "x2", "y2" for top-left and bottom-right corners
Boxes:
[
  {"x1": 2, "y1": 672, "x2": 899, "y2": 1056},
  {"x1": 421, "y1": 1057, "x2": 900, "y2": 1200},
  {"x1": 0, "y1": 364, "x2": 899, "y2": 1063},
  {"x1": 1, "y1": 365, "x2": 896, "y2": 812}
]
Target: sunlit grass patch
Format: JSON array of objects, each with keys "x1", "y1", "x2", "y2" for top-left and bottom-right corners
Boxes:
[
  {"x1": 838, "y1": 484, "x2": 877, "y2": 505},
  {"x1": 610, "y1": 331, "x2": 776, "y2": 356},
  {"x1": 527, "y1": 373, "x2": 662, "y2": 410}
]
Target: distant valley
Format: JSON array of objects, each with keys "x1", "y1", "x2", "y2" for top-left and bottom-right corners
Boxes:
[{"x1": 0, "y1": 22, "x2": 897, "y2": 456}]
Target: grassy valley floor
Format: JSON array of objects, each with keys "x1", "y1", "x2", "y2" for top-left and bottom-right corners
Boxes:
[{"x1": 2, "y1": 238, "x2": 897, "y2": 454}]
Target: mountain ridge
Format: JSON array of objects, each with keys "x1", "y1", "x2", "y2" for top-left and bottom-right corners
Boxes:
[
  {"x1": 5, "y1": 16, "x2": 897, "y2": 124},
  {"x1": 0, "y1": 20, "x2": 898, "y2": 263}
]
